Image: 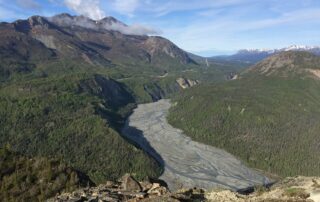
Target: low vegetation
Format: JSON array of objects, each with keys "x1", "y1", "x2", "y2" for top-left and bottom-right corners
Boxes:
[{"x1": 283, "y1": 188, "x2": 310, "y2": 199}]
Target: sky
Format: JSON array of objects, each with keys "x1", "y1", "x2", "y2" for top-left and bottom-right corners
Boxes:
[{"x1": 1, "y1": 0, "x2": 320, "y2": 56}]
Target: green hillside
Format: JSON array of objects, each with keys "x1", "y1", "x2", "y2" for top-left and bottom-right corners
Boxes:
[
  {"x1": 0, "y1": 146, "x2": 94, "y2": 201},
  {"x1": 168, "y1": 52, "x2": 320, "y2": 177}
]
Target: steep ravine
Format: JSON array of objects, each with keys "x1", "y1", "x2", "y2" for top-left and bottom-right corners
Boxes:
[{"x1": 122, "y1": 99, "x2": 271, "y2": 191}]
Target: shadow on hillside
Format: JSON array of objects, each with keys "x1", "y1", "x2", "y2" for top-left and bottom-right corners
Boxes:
[{"x1": 121, "y1": 121, "x2": 165, "y2": 174}]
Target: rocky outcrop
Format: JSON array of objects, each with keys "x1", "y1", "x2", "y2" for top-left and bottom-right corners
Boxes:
[
  {"x1": 307, "y1": 69, "x2": 320, "y2": 79},
  {"x1": 50, "y1": 175, "x2": 320, "y2": 202},
  {"x1": 206, "y1": 176, "x2": 320, "y2": 202},
  {"x1": 49, "y1": 174, "x2": 205, "y2": 202},
  {"x1": 176, "y1": 78, "x2": 199, "y2": 89},
  {"x1": 226, "y1": 72, "x2": 238, "y2": 80}
]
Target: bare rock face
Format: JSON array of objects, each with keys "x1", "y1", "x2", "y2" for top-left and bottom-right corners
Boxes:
[
  {"x1": 143, "y1": 37, "x2": 193, "y2": 64},
  {"x1": 176, "y1": 78, "x2": 199, "y2": 89}
]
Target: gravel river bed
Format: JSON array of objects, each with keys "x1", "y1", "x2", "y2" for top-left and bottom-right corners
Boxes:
[{"x1": 122, "y1": 99, "x2": 270, "y2": 191}]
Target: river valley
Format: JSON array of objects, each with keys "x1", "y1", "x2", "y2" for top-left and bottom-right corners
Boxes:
[{"x1": 122, "y1": 99, "x2": 270, "y2": 191}]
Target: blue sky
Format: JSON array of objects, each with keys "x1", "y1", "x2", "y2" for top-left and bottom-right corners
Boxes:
[{"x1": 1, "y1": 0, "x2": 320, "y2": 56}]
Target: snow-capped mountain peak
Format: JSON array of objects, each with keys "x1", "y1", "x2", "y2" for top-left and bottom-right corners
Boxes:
[
  {"x1": 282, "y1": 45, "x2": 320, "y2": 51},
  {"x1": 239, "y1": 45, "x2": 320, "y2": 54},
  {"x1": 212, "y1": 45, "x2": 320, "y2": 64}
]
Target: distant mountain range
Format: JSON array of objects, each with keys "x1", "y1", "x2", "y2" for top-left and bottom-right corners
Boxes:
[{"x1": 211, "y1": 45, "x2": 320, "y2": 64}]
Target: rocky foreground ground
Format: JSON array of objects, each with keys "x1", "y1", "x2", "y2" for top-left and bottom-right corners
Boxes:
[{"x1": 49, "y1": 175, "x2": 320, "y2": 202}]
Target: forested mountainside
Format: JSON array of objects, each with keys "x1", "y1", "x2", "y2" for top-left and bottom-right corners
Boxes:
[
  {"x1": 0, "y1": 72, "x2": 164, "y2": 184},
  {"x1": 169, "y1": 51, "x2": 320, "y2": 178}
]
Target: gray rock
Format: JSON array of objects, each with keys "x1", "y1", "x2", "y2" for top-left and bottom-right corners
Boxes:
[
  {"x1": 87, "y1": 196, "x2": 98, "y2": 202},
  {"x1": 120, "y1": 174, "x2": 142, "y2": 192},
  {"x1": 135, "y1": 192, "x2": 147, "y2": 199}
]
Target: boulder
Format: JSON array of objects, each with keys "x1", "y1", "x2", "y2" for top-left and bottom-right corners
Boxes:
[
  {"x1": 140, "y1": 181, "x2": 153, "y2": 192},
  {"x1": 147, "y1": 183, "x2": 169, "y2": 196},
  {"x1": 105, "y1": 181, "x2": 114, "y2": 188},
  {"x1": 121, "y1": 174, "x2": 142, "y2": 192},
  {"x1": 135, "y1": 192, "x2": 147, "y2": 199}
]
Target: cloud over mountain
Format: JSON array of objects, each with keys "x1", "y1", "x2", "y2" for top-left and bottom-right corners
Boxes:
[
  {"x1": 49, "y1": 13, "x2": 161, "y2": 36},
  {"x1": 64, "y1": 0, "x2": 105, "y2": 20}
]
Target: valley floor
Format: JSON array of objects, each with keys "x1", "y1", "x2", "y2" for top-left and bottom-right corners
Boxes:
[{"x1": 122, "y1": 100, "x2": 270, "y2": 191}]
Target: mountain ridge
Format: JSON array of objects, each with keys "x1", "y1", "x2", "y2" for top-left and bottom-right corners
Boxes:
[
  {"x1": 0, "y1": 13, "x2": 195, "y2": 72},
  {"x1": 239, "y1": 45, "x2": 320, "y2": 54},
  {"x1": 243, "y1": 51, "x2": 320, "y2": 78},
  {"x1": 211, "y1": 45, "x2": 320, "y2": 64}
]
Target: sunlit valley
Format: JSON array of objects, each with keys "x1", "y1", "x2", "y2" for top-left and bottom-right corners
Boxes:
[{"x1": 1, "y1": 0, "x2": 320, "y2": 201}]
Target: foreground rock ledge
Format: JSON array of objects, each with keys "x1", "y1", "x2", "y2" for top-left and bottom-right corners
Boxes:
[
  {"x1": 49, "y1": 175, "x2": 320, "y2": 202},
  {"x1": 48, "y1": 174, "x2": 205, "y2": 202}
]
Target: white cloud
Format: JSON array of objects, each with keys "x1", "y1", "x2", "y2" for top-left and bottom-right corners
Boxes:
[
  {"x1": 64, "y1": 0, "x2": 105, "y2": 20},
  {"x1": 140, "y1": 0, "x2": 255, "y2": 16},
  {"x1": 49, "y1": 14, "x2": 161, "y2": 35},
  {"x1": 103, "y1": 0, "x2": 254, "y2": 17},
  {"x1": 111, "y1": 0, "x2": 140, "y2": 16},
  {"x1": 105, "y1": 22, "x2": 161, "y2": 35},
  {"x1": 16, "y1": 0, "x2": 41, "y2": 10}
]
